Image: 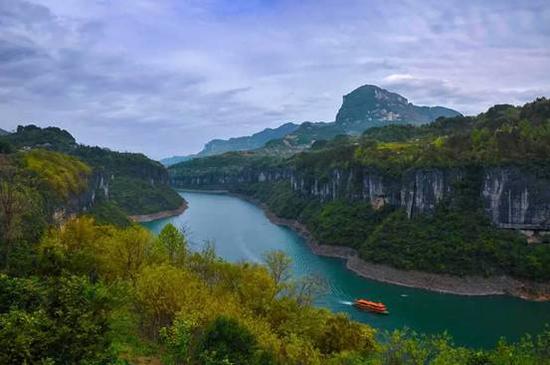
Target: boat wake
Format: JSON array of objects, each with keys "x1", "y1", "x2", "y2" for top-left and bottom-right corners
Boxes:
[{"x1": 339, "y1": 300, "x2": 354, "y2": 306}]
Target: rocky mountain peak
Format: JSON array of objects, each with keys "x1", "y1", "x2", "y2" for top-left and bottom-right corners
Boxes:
[{"x1": 335, "y1": 84, "x2": 461, "y2": 133}]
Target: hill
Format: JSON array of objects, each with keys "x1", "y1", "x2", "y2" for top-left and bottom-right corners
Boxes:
[
  {"x1": 335, "y1": 84, "x2": 462, "y2": 133},
  {"x1": 169, "y1": 97, "x2": 550, "y2": 292},
  {"x1": 1, "y1": 126, "x2": 549, "y2": 364},
  {"x1": 163, "y1": 84, "x2": 460, "y2": 163},
  {"x1": 161, "y1": 122, "x2": 299, "y2": 166},
  {"x1": 1, "y1": 125, "x2": 184, "y2": 218}
]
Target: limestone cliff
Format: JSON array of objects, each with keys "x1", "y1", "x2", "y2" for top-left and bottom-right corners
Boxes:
[{"x1": 170, "y1": 165, "x2": 550, "y2": 231}]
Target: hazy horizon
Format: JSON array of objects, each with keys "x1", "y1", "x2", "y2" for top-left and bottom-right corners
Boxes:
[{"x1": 1, "y1": 0, "x2": 549, "y2": 159}]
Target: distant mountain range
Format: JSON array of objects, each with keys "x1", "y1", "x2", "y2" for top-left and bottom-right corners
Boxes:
[
  {"x1": 161, "y1": 84, "x2": 461, "y2": 165},
  {"x1": 0, "y1": 128, "x2": 9, "y2": 136},
  {"x1": 161, "y1": 122, "x2": 299, "y2": 166}
]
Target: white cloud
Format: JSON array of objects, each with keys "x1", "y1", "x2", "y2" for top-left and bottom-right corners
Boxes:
[
  {"x1": 383, "y1": 74, "x2": 416, "y2": 83},
  {"x1": 0, "y1": 0, "x2": 549, "y2": 158}
]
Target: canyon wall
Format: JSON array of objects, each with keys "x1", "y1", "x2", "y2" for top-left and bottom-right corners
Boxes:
[{"x1": 171, "y1": 165, "x2": 550, "y2": 231}]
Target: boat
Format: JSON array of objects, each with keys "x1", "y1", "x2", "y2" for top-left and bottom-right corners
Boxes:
[{"x1": 354, "y1": 299, "x2": 389, "y2": 314}]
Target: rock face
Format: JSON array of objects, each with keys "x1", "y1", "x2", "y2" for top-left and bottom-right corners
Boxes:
[
  {"x1": 57, "y1": 162, "x2": 174, "y2": 220},
  {"x1": 171, "y1": 165, "x2": 550, "y2": 231},
  {"x1": 482, "y1": 167, "x2": 550, "y2": 230},
  {"x1": 162, "y1": 84, "x2": 461, "y2": 165},
  {"x1": 53, "y1": 171, "x2": 110, "y2": 221},
  {"x1": 335, "y1": 85, "x2": 462, "y2": 133}
]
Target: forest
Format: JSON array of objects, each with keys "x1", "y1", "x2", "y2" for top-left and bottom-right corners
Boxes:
[
  {"x1": 172, "y1": 98, "x2": 550, "y2": 282},
  {"x1": 1, "y1": 122, "x2": 549, "y2": 364},
  {"x1": 0, "y1": 125, "x2": 184, "y2": 217}
]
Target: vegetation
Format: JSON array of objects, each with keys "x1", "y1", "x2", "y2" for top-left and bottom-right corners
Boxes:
[
  {"x1": 236, "y1": 178, "x2": 550, "y2": 281},
  {"x1": 173, "y1": 98, "x2": 550, "y2": 282},
  {"x1": 1, "y1": 123, "x2": 550, "y2": 364},
  {"x1": 23, "y1": 149, "x2": 92, "y2": 200},
  {"x1": 0, "y1": 124, "x2": 184, "y2": 216}
]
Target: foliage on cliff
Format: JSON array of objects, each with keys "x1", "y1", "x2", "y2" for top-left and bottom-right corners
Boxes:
[
  {"x1": 236, "y1": 181, "x2": 550, "y2": 282},
  {"x1": 176, "y1": 98, "x2": 550, "y2": 178},
  {"x1": 23, "y1": 149, "x2": 91, "y2": 200},
  {"x1": 0, "y1": 124, "x2": 183, "y2": 216},
  {"x1": 170, "y1": 98, "x2": 550, "y2": 281},
  {"x1": 1, "y1": 149, "x2": 550, "y2": 363}
]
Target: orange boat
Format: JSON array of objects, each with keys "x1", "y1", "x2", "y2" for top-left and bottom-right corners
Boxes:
[{"x1": 354, "y1": 299, "x2": 389, "y2": 314}]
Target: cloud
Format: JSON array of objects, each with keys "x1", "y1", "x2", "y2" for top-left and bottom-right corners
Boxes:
[{"x1": 0, "y1": 0, "x2": 549, "y2": 158}]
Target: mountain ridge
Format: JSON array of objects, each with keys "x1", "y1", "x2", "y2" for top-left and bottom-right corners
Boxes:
[
  {"x1": 162, "y1": 84, "x2": 461, "y2": 164},
  {"x1": 161, "y1": 122, "x2": 299, "y2": 166},
  {"x1": 335, "y1": 84, "x2": 461, "y2": 133}
]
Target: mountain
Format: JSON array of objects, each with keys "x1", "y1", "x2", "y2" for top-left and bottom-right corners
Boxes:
[
  {"x1": 0, "y1": 127, "x2": 9, "y2": 135},
  {"x1": 160, "y1": 154, "x2": 195, "y2": 166},
  {"x1": 201, "y1": 122, "x2": 299, "y2": 155},
  {"x1": 262, "y1": 85, "x2": 462, "y2": 151},
  {"x1": 169, "y1": 97, "x2": 550, "y2": 296},
  {"x1": 335, "y1": 84, "x2": 461, "y2": 133},
  {"x1": 161, "y1": 122, "x2": 299, "y2": 166},
  {"x1": 1, "y1": 125, "x2": 184, "y2": 218},
  {"x1": 163, "y1": 85, "x2": 460, "y2": 164}
]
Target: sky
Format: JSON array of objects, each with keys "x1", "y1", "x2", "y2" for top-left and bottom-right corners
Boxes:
[{"x1": 0, "y1": 0, "x2": 549, "y2": 159}]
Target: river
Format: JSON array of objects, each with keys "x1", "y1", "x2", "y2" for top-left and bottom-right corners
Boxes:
[{"x1": 143, "y1": 191, "x2": 550, "y2": 348}]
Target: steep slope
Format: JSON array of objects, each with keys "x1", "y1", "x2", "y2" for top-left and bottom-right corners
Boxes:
[
  {"x1": 163, "y1": 84, "x2": 460, "y2": 163},
  {"x1": 0, "y1": 127, "x2": 9, "y2": 135},
  {"x1": 1, "y1": 125, "x2": 184, "y2": 217},
  {"x1": 335, "y1": 84, "x2": 461, "y2": 133},
  {"x1": 169, "y1": 98, "x2": 550, "y2": 294}
]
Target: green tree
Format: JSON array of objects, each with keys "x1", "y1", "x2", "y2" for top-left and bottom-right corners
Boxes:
[
  {"x1": 197, "y1": 316, "x2": 258, "y2": 365},
  {"x1": 0, "y1": 275, "x2": 113, "y2": 364},
  {"x1": 157, "y1": 223, "x2": 187, "y2": 265},
  {"x1": 0, "y1": 181, "x2": 27, "y2": 269},
  {"x1": 263, "y1": 250, "x2": 292, "y2": 288}
]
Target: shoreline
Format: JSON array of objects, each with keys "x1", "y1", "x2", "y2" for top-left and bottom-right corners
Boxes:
[
  {"x1": 129, "y1": 200, "x2": 188, "y2": 223},
  {"x1": 231, "y1": 193, "x2": 550, "y2": 302}
]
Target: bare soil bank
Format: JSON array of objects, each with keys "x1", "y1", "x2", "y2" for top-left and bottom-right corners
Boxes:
[
  {"x1": 129, "y1": 201, "x2": 188, "y2": 223},
  {"x1": 232, "y1": 193, "x2": 550, "y2": 301}
]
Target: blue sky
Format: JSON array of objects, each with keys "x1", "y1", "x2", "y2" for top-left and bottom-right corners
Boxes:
[{"x1": 0, "y1": 0, "x2": 549, "y2": 158}]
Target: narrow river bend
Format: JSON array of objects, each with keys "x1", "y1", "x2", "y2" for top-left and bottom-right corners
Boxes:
[{"x1": 143, "y1": 191, "x2": 550, "y2": 348}]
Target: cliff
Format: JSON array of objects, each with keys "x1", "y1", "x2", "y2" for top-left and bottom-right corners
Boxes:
[
  {"x1": 1, "y1": 125, "x2": 184, "y2": 217},
  {"x1": 170, "y1": 165, "x2": 550, "y2": 232},
  {"x1": 335, "y1": 85, "x2": 462, "y2": 133}
]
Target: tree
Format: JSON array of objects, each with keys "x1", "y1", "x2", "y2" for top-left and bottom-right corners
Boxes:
[
  {"x1": 316, "y1": 313, "x2": 375, "y2": 355},
  {"x1": 263, "y1": 250, "x2": 292, "y2": 288},
  {"x1": 0, "y1": 180, "x2": 26, "y2": 269},
  {"x1": 157, "y1": 223, "x2": 187, "y2": 265},
  {"x1": 101, "y1": 225, "x2": 154, "y2": 283},
  {"x1": 135, "y1": 264, "x2": 202, "y2": 339},
  {"x1": 292, "y1": 274, "x2": 328, "y2": 307},
  {"x1": 197, "y1": 316, "x2": 258, "y2": 365},
  {"x1": 0, "y1": 275, "x2": 113, "y2": 364}
]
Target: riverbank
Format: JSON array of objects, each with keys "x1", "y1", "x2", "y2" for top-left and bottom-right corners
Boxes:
[
  {"x1": 129, "y1": 200, "x2": 188, "y2": 223},
  {"x1": 230, "y1": 193, "x2": 550, "y2": 302}
]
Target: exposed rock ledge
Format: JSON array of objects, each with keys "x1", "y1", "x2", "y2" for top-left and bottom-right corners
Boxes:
[
  {"x1": 129, "y1": 201, "x2": 188, "y2": 223},
  {"x1": 234, "y1": 194, "x2": 550, "y2": 302}
]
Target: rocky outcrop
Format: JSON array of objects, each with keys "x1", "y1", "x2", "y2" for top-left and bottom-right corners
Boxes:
[
  {"x1": 482, "y1": 167, "x2": 550, "y2": 230},
  {"x1": 171, "y1": 164, "x2": 550, "y2": 231},
  {"x1": 335, "y1": 85, "x2": 462, "y2": 133},
  {"x1": 53, "y1": 171, "x2": 110, "y2": 221}
]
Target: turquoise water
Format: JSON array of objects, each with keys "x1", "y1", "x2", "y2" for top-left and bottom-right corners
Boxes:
[{"x1": 143, "y1": 191, "x2": 550, "y2": 348}]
